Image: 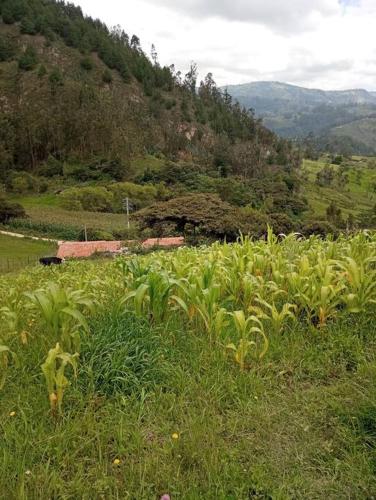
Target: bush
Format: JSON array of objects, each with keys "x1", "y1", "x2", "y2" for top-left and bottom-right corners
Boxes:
[
  {"x1": 63, "y1": 158, "x2": 126, "y2": 182},
  {"x1": 48, "y1": 68, "x2": 64, "y2": 87},
  {"x1": 8, "y1": 172, "x2": 41, "y2": 194},
  {"x1": 80, "y1": 312, "x2": 170, "y2": 396},
  {"x1": 80, "y1": 56, "x2": 94, "y2": 71},
  {"x1": 0, "y1": 34, "x2": 16, "y2": 62},
  {"x1": 0, "y1": 196, "x2": 26, "y2": 223},
  {"x1": 60, "y1": 186, "x2": 114, "y2": 213},
  {"x1": 1, "y1": 0, "x2": 27, "y2": 24},
  {"x1": 301, "y1": 220, "x2": 338, "y2": 238},
  {"x1": 37, "y1": 64, "x2": 47, "y2": 78},
  {"x1": 18, "y1": 46, "x2": 38, "y2": 71},
  {"x1": 269, "y1": 212, "x2": 297, "y2": 235},
  {"x1": 102, "y1": 69, "x2": 113, "y2": 84},
  {"x1": 20, "y1": 16, "x2": 37, "y2": 35},
  {"x1": 108, "y1": 182, "x2": 158, "y2": 211},
  {"x1": 37, "y1": 156, "x2": 64, "y2": 177}
]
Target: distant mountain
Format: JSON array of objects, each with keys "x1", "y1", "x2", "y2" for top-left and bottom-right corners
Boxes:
[{"x1": 224, "y1": 82, "x2": 376, "y2": 154}]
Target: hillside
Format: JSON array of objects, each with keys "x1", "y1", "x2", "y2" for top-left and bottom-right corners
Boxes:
[
  {"x1": 0, "y1": 0, "x2": 312, "y2": 244},
  {"x1": 225, "y1": 81, "x2": 376, "y2": 154},
  {"x1": 302, "y1": 156, "x2": 376, "y2": 219}
]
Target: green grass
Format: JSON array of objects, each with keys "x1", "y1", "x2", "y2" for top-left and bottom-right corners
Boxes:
[
  {"x1": 1, "y1": 304, "x2": 375, "y2": 498},
  {"x1": 0, "y1": 234, "x2": 56, "y2": 273},
  {"x1": 302, "y1": 157, "x2": 376, "y2": 218},
  {"x1": 1, "y1": 233, "x2": 376, "y2": 498},
  {"x1": 11, "y1": 194, "x2": 61, "y2": 209},
  {"x1": 130, "y1": 154, "x2": 166, "y2": 174}
]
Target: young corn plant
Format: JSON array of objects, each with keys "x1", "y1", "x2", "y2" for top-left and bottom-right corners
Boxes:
[
  {"x1": 122, "y1": 272, "x2": 178, "y2": 323},
  {"x1": 338, "y1": 257, "x2": 376, "y2": 313},
  {"x1": 25, "y1": 283, "x2": 94, "y2": 352},
  {"x1": 0, "y1": 288, "x2": 30, "y2": 345},
  {"x1": 172, "y1": 282, "x2": 229, "y2": 341},
  {"x1": 0, "y1": 344, "x2": 18, "y2": 390},
  {"x1": 41, "y1": 343, "x2": 79, "y2": 416},
  {"x1": 250, "y1": 298, "x2": 296, "y2": 334},
  {"x1": 227, "y1": 310, "x2": 269, "y2": 371}
]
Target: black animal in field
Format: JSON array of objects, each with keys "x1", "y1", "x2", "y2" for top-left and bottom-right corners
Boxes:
[{"x1": 39, "y1": 257, "x2": 63, "y2": 266}]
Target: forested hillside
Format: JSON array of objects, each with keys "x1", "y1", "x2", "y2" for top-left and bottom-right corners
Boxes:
[{"x1": 0, "y1": 0, "x2": 313, "y2": 240}]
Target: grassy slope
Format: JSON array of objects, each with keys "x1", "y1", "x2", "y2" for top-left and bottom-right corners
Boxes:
[
  {"x1": 331, "y1": 117, "x2": 376, "y2": 150},
  {"x1": 302, "y1": 157, "x2": 376, "y2": 218},
  {"x1": 0, "y1": 248, "x2": 376, "y2": 498},
  {"x1": 0, "y1": 234, "x2": 56, "y2": 272}
]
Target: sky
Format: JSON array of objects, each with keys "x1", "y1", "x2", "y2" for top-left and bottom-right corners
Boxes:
[{"x1": 70, "y1": 0, "x2": 376, "y2": 90}]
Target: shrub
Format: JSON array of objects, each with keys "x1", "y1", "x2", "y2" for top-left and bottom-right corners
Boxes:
[
  {"x1": 18, "y1": 46, "x2": 38, "y2": 71},
  {"x1": 0, "y1": 34, "x2": 16, "y2": 62},
  {"x1": 108, "y1": 182, "x2": 158, "y2": 211},
  {"x1": 60, "y1": 186, "x2": 114, "y2": 213},
  {"x1": 269, "y1": 212, "x2": 297, "y2": 235},
  {"x1": 301, "y1": 220, "x2": 337, "y2": 238},
  {"x1": 102, "y1": 69, "x2": 113, "y2": 84},
  {"x1": 80, "y1": 57, "x2": 94, "y2": 71},
  {"x1": 80, "y1": 312, "x2": 170, "y2": 396},
  {"x1": 63, "y1": 158, "x2": 126, "y2": 182},
  {"x1": 37, "y1": 64, "x2": 47, "y2": 78},
  {"x1": 0, "y1": 196, "x2": 25, "y2": 223},
  {"x1": 48, "y1": 68, "x2": 64, "y2": 87},
  {"x1": 20, "y1": 16, "x2": 37, "y2": 35},
  {"x1": 7, "y1": 172, "x2": 41, "y2": 194},
  {"x1": 37, "y1": 156, "x2": 64, "y2": 177},
  {"x1": 1, "y1": 0, "x2": 27, "y2": 24}
]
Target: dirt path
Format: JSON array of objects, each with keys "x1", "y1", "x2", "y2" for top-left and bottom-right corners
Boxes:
[{"x1": 0, "y1": 230, "x2": 62, "y2": 244}]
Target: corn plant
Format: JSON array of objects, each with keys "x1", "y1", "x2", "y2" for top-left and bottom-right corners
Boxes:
[
  {"x1": 172, "y1": 282, "x2": 229, "y2": 340},
  {"x1": 41, "y1": 343, "x2": 79, "y2": 416},
  {"x1": 250, "y1": 298, "x2": 296, "y2": 334},
  {"x1": 25, "y1": 283, "x2": 94, "y2": 352},
  {"x1": 122, "y1": 272, "x2": 178, "y2": 323},
  {"x1": 0, "y1": 288, "x2": 30, "y2": 345},
  {"x1": 338, "y1": 257, "x2": 376, "y2": 312},
  {"x1": 227, "y1": 311, "x2": 269, "y2": 370},
  {"x1": 0, "y1": 345, "x2": 18, "y2": 390}
]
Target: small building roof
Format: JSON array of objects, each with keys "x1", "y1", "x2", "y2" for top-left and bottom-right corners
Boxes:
[{"x1": 57, "y1": 241, "x2": 122, "y2": 259}]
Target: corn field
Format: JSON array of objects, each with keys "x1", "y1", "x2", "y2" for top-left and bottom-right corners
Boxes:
[{"x1": 1, "y1": 230, "x2": 376, "y2": 411}]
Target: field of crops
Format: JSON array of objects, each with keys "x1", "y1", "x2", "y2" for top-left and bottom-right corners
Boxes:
[
  {"x1": 303, "y1": 157, "x2": 376, "y2": 217},
  {"x1": 1, "y1": 231, "x2": 376, "y2": 498},
  {"x1": 3, "y1": 206, "x2": 132, "y2": 241}
]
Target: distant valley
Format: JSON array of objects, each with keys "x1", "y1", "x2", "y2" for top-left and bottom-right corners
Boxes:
[{"x1": 225, "y1": 81, "x2": 376, "y2": 154}]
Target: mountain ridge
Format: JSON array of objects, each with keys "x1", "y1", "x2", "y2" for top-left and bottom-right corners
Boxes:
[{"x1": 224, "y1": 81, "x2": 376, "y2": 154}]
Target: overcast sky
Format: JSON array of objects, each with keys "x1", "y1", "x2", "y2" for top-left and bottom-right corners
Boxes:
[{"x1": 71, "y1": 0, "x2": 376, "y2": 90}]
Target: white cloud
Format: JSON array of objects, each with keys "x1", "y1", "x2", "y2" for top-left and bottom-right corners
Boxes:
[
  {"x1": 141, "y1": 0, "x2": 340, "y2": 33},
  {"x1": 70, "y1": 0, "x2": 376, "y2": 90}
]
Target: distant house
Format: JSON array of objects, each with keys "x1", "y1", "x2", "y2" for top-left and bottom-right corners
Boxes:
[
  {"x1": 57, "y1": 241, "x2": 122, "y2": 259},
  {"x1": 142, "y1": 237, "x2": 185, "y2": 249},
  {"x1": 57, "y1": 237, "x2": 185, "y2": 259}
]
